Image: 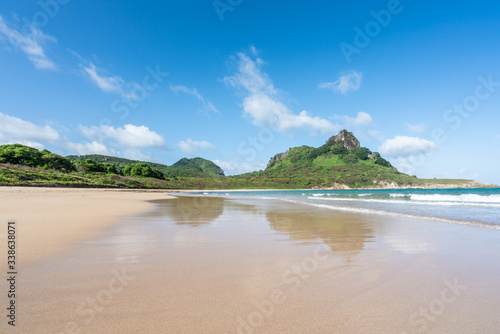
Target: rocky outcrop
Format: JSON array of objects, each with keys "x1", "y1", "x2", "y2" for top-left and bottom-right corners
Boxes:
[
  {"x1": 326, "y1": 129, "x2": 360, "y2": 150},
  {"x1": 267, "y1": 150, "x2": 289, "y2": 168}
]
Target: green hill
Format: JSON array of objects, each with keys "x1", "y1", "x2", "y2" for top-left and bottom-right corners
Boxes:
[
  {"x1": 229, "y1": 130, "x2": 420, "y2": 188},
  {"x1": 0, "y1": 135, "x2": 495, "y2": 189},
  {"x1": 66, "y1": 154, "x2": 224, "y2": 178},
  {"x1": 172, "y1": 158, "x2": 224, "y2": 176}
]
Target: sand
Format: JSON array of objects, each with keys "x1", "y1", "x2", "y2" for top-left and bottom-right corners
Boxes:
[
  {"x1": 1, "y1": 190, "x2": 499, "y2": 333},
  {"x1": 0, "y1": 187, "x2": 172, "y2": 264}
]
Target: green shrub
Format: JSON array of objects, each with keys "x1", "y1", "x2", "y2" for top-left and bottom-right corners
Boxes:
[
  {"x1": 102, "y1": 163, "x2": 119, "y2": 174},
  {"x1": 375, "y1": 157, "x2": 392, "y2": 168},
  {"x1": 74, "y1": 159, "x2": 108, "y2": 173},
  {"x1": 41, "y1": 150, "x2": 75, "y2": 171},
  {"x1": 122, "y1": 163, "x2": 164, "y2": 179},
  {"x1": 0, "y1": 144, "x2": 43, "y2": 166},
  {"x1": 351, "y1": 147, "x2": 372, "y2": 160},
  {"x1": 331, "y1": 141, "x2": 348, "y2": 156}
]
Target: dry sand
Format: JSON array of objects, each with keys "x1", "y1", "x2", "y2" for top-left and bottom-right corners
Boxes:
[{"x1": 0, "y1": 187, "x2": 172, "y2": 264}]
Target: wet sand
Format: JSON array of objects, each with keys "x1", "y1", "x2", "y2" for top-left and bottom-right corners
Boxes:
[{"x1": 3, "y1": 194, "x2": 500, "y2": 333}]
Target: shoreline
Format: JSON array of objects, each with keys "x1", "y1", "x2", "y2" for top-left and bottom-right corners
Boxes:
[
  {"x1": 13, "y1": 194, "x2": 500, "y2": 333},
  {"x1": 174, "y1": 190, "x2": 500, "y2": 231},
  {"x1": 170, "y1": 184, "x2": 500, "y2": 192},
  {"x1": 0, "y1": 187, "x2": 173, "y2": 265}
]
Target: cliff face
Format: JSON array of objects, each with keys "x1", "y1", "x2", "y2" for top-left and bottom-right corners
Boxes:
[
  {"x1": 327, "y1": 129, "x2": 360, "y2": 150},
  {"x1": 267, "y1": 150, "x2": 289, "y2": 168}
]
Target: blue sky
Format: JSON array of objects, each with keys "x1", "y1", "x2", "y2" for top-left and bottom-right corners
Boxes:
[{"x1": 0, "y1": 0, "x2": 499, "y2": 184}]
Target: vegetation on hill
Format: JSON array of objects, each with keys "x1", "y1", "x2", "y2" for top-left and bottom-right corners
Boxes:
[
  {"x1": 122, "y1": 163, "x2": 164, "y2": 179},
  {"x1": 0, "y1": 130, "x2": 492, "y2": 190},
  {"x1": 0, "y1": 144, "x2": 74, "y2": 172},
  {"x1": 66, "y1": 154, "x2": 223, "y2": 178},
  {"x1": 232, "y1": 131, "x2": 419, "y2": 188},
  {"x1": 172, "y1": 158, "x2": 225, "y2": 176}
]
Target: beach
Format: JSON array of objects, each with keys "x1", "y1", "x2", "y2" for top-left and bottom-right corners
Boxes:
[
  {"x1": 1, "y1": 188, "x2": 499, "y2": 333},
  {"x1": 0, "y1": 187, "x2": 172, "y2": 264}
]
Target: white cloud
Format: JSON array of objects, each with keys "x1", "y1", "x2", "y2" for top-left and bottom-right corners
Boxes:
[
  {"x1": 213, "y1": 159, "x2": 266, "y2": 176},
  {"x1": 0, "y1": 113, "x2": 60, "y2": 149},
  {"x1": 0, "y1": 16, "x2": 56, "y2": 70},
  {"x1": 379, "y1": 136, "x2": 438, "y2": 157},
  {"x1": 83, "y1": 63, "x2": 125, "y2": 94},
  {"x1": 79, "y1": 124, "x2": 165, "y2": 148},
  {"x1": 319, "y1": 71, "x2": 362, "y2": 94},
  {"x1": 170, "y1": 85, "x2": 220, "y2": 115},
  {"x1": 405, "y1": 123, "x2": 426, "y2": 133},
  {"x1": 224, "y1": 50, "x2": 336, "y2": 135},
  {"x1": 178, "y1": 138, "x2": 216, "y2": 156},
  {"x1": 333, "y1": 111, "x2": 384, "y2": 141},
  {"x1": 66, "y1": 141, "x2": 117, "y2": 156},
  {"x1": 342, "y1": 111, "x2": 373, "y2": 127},
  {"x1": 122, "y1": 148, "x2": 152, "y2": 161},
  {"x1": 249, "y1": 45, "x2": 258, "y2": 56},
  {"x1": 81, "y1": 62, "x2": 142, "y2": 100}
]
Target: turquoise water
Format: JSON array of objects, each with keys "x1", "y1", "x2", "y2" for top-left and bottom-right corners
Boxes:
[{"x1": 188, "y1": 188, "x2": 500, "y2": 229}]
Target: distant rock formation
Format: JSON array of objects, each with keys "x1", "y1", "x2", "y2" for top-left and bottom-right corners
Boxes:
[
  {"x1": 266, "y1": 150, "x2": 289, "y2": 168},
  {"x1": 326, "y1": 129, "x2": 361, "y2": 150}
]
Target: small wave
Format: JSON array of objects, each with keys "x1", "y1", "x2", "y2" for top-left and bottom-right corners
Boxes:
[
  {"x1": 284, "y1": 199, "x2": 500, "y2": 230},
  {"x1": 411, "y1": 194, "x2": 500, "y2": 204},
  {"x1": 308, "y1": 196, "x2": 500, "y2": 208},
  {"x1": 390, "y1": 194, "x2": 407, "y2": 198}
]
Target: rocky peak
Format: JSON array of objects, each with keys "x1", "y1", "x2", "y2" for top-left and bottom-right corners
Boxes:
[
  {"x1": 326, "y1": 129, "x2": 360, "y2": 150},
  {"x1": 266, "y1": 150, "x2": 289, "y2": 168}
]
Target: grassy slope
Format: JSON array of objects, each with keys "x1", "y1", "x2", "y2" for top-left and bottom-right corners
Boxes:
[
  {"x1": 66, "y1": 154, "x2": 221, "y2": 178},
  {"x1": 171, "y1": 158, "x2": 224, "y2": 176},
  {"x1": 1, "y1": 141, "x2": 490, "y2": 190},
  {"x1": 0, "y1": 163, "x2": 486, "y2": 190},
  {"x1": 242, "y1": 145, "x2": 423, "y2": 188}
]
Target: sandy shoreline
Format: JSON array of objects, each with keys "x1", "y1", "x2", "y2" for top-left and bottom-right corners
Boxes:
[
  {"x1": 1, "y1": 189, "x2": 499, "y2": 333},
  {"x1": 0, "y1": 187, "x2": 173, "y2": 264}
]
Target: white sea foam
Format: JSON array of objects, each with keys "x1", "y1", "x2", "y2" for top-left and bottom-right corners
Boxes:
[
  {"x1": 411, "y1": 194, "x2": 500, "y2": 204},
  {"x1": 283, "y1": 199, "x2": 500, "y2": 230},
  {"x1": 307, "y1": 196, "x2": 500, "y2": 208}
]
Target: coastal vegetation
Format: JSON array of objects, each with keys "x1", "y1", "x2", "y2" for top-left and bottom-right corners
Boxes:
[{"x1": 0, "y1": 131, "x2": 492, "y2": 189}]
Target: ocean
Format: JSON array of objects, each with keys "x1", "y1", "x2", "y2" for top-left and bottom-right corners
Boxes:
[{"x1": 187, "y1": 188, "x2": 500, "y2": 229}]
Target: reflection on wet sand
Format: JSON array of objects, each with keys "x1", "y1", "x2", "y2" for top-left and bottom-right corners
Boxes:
[
  {"x1": 266, "y1": 206, "x2": 375, "y2": 259},
  {"x1": 154, "y1": 196, "x2": 374, "y2": 260},
  {"x1": 148, "y1": 196, "x2": 225, "y2": 226}
]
